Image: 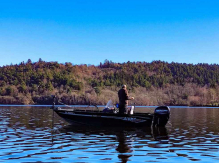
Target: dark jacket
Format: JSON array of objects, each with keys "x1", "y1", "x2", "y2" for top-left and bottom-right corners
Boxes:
[{"x1": 118, "y1": 88, "x2": 131, "y2": 105}]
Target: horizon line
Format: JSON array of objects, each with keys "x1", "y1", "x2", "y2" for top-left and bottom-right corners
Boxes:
[{"x1": 1, "y1": 58, "x2": 219, "y2": 67}]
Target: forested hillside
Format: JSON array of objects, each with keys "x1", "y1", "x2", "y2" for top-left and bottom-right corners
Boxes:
[{"x1": 0, "y1": 59, "x2": 219, "y2": 106}]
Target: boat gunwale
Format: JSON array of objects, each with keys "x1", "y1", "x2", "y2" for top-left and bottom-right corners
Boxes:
[{"x1": 55, "y1": 109, "x2": 154, "y2": 118}]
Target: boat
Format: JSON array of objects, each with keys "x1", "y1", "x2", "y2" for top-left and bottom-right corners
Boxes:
[{"x1": 51, "y1": 97, "x2": 170, "y2": 127}]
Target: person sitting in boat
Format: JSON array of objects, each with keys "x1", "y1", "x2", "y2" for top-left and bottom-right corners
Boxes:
[
  {"x1": 118, "y1": 85, "x2": 134, "y2": 114},
  {"x1": 103, "y1": 99, "x2": 115, "y2": 113}
]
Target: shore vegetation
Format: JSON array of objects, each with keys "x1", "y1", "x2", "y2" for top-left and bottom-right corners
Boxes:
[{"x1": 0, "y1": 59, "x2": 219, "y2": 106}]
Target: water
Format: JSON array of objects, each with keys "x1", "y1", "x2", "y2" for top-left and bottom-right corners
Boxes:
[{"x1": 1, "y1": 106, "x2": 219, "y2": 163}]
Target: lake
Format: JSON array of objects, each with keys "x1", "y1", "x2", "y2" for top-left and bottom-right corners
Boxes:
[{"x1": 1, "y1": 106, "x2": 219, "y2": 163}]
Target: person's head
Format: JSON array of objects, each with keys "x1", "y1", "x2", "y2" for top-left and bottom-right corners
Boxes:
[{"x1": 122, "y1": 85, "x2": 127, "y2": 89}]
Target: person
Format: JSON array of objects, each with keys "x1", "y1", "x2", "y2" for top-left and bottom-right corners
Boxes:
[
  {"x1": 103, "y1": 99, "x2": 115, "y2": 113},
  {"x1": 118, "y1": 85, "x2": 134, "y2": 114}
]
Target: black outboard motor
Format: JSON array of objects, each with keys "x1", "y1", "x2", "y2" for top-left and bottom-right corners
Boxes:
[{"x1": 152, "y1": 106, "x2": 170, "y2": 127}]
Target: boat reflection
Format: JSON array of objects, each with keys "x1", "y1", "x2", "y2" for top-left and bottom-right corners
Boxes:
[
  {"x1": 56, "y1": 125, "x2": 169, "y2": 163},
  {"x1": 152, "y1": 126, "x2": 169, "y2": 141}
]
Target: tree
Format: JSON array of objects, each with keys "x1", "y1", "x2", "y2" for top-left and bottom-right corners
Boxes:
[
  {"x1": 94, "y1": 87, "x2": 101, "y2": 95},
  {"x1": 19, "y1": 83, "x2": 27, "y2": 93},
  {"x1": 6, "y1": 86, "x2": 13, "y2": 96},
  {"x1": 27, "y1": 59, "x2": 32, "y2": 64},
  {"x1": 46, "y1": 82, "x2": 54, "y2": 91},
  {"x1": 39, "y1": 58, "x2": 43, "y2": 62}
]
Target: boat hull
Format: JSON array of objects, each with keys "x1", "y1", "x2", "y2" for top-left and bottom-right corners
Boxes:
[{"x1": 55, "y1": 110, "x2": 153, "y2": 127}]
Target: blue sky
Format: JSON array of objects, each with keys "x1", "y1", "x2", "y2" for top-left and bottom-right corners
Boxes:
[{"x1": 0, "y1": 0, "x2": 219, "y2": 66}]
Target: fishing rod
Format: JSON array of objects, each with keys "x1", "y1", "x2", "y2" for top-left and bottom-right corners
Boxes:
[
  {"x1": 51, "y1": 95, "x2": 99, "y2": 112},
  {"x1": 57, "y1": 100, "x2": 75, "y2": 109}
]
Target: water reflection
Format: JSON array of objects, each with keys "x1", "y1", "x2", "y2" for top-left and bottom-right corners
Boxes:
[
  {"x1": 152, "y1": 126, "x2": 169, "y2": 141},
  {"x1": 116, "y1": 131, "x2": 132, "y2": 163},
  {"x1": 57, "y1": 125, "x2": 168, "y2": 163},
  {"x1": 2, "y1": 106, "x2": 219, "y2": 162}
]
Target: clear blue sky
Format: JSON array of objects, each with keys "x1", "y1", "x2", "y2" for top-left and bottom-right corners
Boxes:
[{"x1": 0, "y1": 0, "x2": 219, "y2": 66}]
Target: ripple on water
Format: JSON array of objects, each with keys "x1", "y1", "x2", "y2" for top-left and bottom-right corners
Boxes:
[{"x1": 1, "y1": 107, "x2": 219, "y2": 162}]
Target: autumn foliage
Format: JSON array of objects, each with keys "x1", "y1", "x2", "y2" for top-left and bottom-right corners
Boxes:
[{"x1": 0, "y1": 59, "x2": 219, "y2": 106}]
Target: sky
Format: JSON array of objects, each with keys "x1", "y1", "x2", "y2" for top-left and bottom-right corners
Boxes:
[{"x1": 0, "y1": 0, "x2": 219, "y2": 66}]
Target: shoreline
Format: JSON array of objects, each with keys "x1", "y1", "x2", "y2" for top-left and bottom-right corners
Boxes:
[{"x1": 0, "y1": 104, "x2": 219, "y2": 108}]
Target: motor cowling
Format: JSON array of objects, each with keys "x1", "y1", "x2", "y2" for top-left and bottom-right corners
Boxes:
[{"x1": 152, "y1": 106, "x2": 170, "y2": 127}]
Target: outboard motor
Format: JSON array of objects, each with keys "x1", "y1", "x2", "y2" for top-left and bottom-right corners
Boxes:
[{"x1": 152, "y1": 106, "x2": 170, "y2": 127}]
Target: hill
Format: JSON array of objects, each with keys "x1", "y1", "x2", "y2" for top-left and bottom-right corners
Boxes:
[{"x1": 0, "y1": 59, "x2": 219, "y2": 106}]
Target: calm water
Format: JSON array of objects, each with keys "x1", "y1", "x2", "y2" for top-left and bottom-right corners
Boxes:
[{"x1": 1, "y1": 106, "x2": 219, "y2": 163}]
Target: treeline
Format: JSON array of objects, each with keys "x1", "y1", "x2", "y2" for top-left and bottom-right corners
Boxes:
[{"x1": 0, "y1": 59, "x2": 219, "y2": 106}]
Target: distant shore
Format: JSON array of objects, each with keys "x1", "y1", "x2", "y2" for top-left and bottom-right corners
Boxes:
[
  {"x1": 0, "y1": 103, "x2": 218, "y2": 108},
  {"x1": 1, "y1": 60, "x2": 219, "y2": 107}
]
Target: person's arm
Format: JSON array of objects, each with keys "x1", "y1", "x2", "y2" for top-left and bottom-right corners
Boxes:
[{"x1": 125, "y1": 90, "x2": 134, "y2": 100}]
